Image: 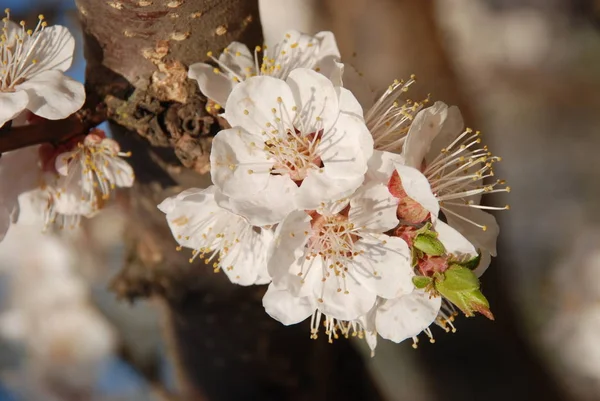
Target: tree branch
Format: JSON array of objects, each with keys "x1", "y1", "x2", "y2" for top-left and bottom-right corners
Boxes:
[{"x1": 0, "y1": 104, "x2": 106, "y2": 154}]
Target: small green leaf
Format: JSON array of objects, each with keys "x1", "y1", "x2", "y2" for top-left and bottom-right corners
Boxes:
[
  {"x1": 435, "y1": 265, "x2": 494, "y2": 320},
  {"x1": 412, "y1": 276, "x2": 432, "y2": 289},
  {"x1": 413, "y1": 233, "x2": 446, "y2": 256}
]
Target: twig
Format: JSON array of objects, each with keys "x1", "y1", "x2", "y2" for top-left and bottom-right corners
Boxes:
[{"x1": 0, "y1": 104, "x2": 107, "y2": 154}]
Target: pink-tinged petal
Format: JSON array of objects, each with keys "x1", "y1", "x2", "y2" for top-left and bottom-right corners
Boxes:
[
  {"x1": 349, "y1": 184, "x2": 399, "y2": 232},
  {"x1": 188, "y1": 63, "x2": 236, "y2": 106},
  {"x1": 402, "y1": 101, "x2": 449, "y2": 169},
  {"x1": 26, "y1": 25, "x2": 75, "y2": 74},
  {"x1": 376, "y1": 290, "x2": 442, "y2": 343},
  {"x1": 263, "y1": 284, "x2": 316, "y2": 325},
  {"x1": 352, "y1": 235, "x2": 414, "y2": 299},
  {"x1": 224, "y1": 75, "x2": 296, "y2": 131},
  {"x1": 316, "y1": 269, "x2": 377, "y2": 321},
  {"x1": 434, "y1": 220, "x2": 477, "y2": 259},
  {"x1": 365, "y1": 150, "x2": 405, "y2": 185},
  {"x1": 394, "y1": 164, "x2": 440, "y2": 219},
  {"x1": 210, "y1": 127, "x2": 273, "y2": 198},
  {"x1": 296, "y1": 168, "x2": 363, "y2": 210},
  {"x1": 215, "y1": 175, "x2": 298, "y2": 226},
  {"x1": 55, "y1": 150, "x2": 76, "y2": 177},
  {"x1": 0, "y1": 91, "x2": 29, "y2": 127},
  {"x1": 286, "y1": 68, "x2": 339, "y2": 133},
  {"x1": 16, "y1": 70, "x2": 85, "y2": 120}
]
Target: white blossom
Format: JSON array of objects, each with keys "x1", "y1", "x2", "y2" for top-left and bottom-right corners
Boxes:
[
  {"x1": 189, "y1": 30, "x2": 340, "y2": 107},
  {"x1": 0, "y1": 11, "x2": 85, "y2": 127},
  {"x1": 401, "y1": 102, "x2": 509, "y2": 275},
  {"x1": 158, "y1": 186, "x2": 272, "y2": 285},
  {"x1": 210, "y1": 68, "x2": 373, "y2": 225},
  {"x1": 262, "y1": 183, "x2": 413, "y2": 339}
]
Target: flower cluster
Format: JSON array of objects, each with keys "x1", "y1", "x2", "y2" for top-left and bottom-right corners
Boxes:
[
  {"x1": 164, "y1": 30, "x2": 510, "y2": 354},
  {"x1": 0, "y1": 13, "x2": 134, "y2": 237}
]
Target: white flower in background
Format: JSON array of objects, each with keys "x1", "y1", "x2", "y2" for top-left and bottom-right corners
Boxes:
[
  {"x1": 189, "y1": 30, "x2": 340, "y2": 107},
  {"x1": 262, "y1": 183, "x2": 413, "y2": 341},
  {"x1": 401, "y1": 102, "x2": 509, "y2": 274},
  {"x1": 210, "y1": 68, "x2": 373, "y2": 225},
  {"x1": 0, "y1": 11, "x2": 85, "y2": 127},
  {"x1": 0, "y1": 145, "x2": 41, "y2": 241},
  {"x1": 158, "y1": 186, "x2": 272, "y2": 285},
  {"x1": 53, "y1": 131, "x2": 134, "y2": 212}
]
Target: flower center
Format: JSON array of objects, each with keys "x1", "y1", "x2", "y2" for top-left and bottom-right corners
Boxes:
[
  {"x1": 267, "y1": 129, "x2": 323, "y2": 182},
  {"x1": 0, "y1": 11, "x2": 47, "y2": 90}
]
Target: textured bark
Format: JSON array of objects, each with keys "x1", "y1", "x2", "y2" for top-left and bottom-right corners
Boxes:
[{"x1": 76, "y1": 1, "x2": 383, "y2": 400}]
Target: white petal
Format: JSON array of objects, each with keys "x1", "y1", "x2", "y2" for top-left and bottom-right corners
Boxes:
[
  {"x1": 341, "y1": 63, "x2": 374, "y2": 110},
  {"x1": 349, "y1": 183, "x2": 399, "y2": 232},
  {"x1": 352, "y1": 235, "x2": 413, "y2": 299},
  {"x1": 103, "y1": 157, "x2": 134, "y2": 188},
  {"x1": 286, "y1": 68, "x2": 339, "y2": 133},
  {"x1": 188, "y1": 63, "x2": 236, "y2": 106},
  {"x1": 0, "y1": 206, "x2": 11, "y2": 242},
  {"x1": 402, "y1": 101, "x2": 449, "y2": 169},
  {"x1": 337, "y1": 86, "x2": 364, "y2": 121},
  {"x1": 394, "y1": 164, "x2": 440, "y2": 219},
  {"x1": 220, "y1": 225, "x2": 272, "y2": 286},
  {"x1": 319, "y1": 112, "x2": 372, "y2": 178},
  {"x1": 444, "y1": 206, "x2": 499, "y2": 256},
  {"x1": 215, "y1": 175, "x2": 298, "y2": 226},
  {"x1": 296, "y1": 168, "x2": 363, "y2": 210},
  {"x1": 16, "y1": 70, "x2": 85, "y2": 120},
  {"x1": 317, "y1": 269, "x2": 377, "y2": 321},
  {"x1": 434, "y1": 220, "x2": 477, "y2": 259},
  {"x1": 474, "y1": 251, "x2": 492, "y2": 277},
  {"x1": 263, "y1": 284, "x2": 315, "y2": 325},
  {"x1": 268, "y1": 210, "x2": 314, "y2": 292},
  {"x1": 26, "y1": 25, "x2": 75, "y2": 74},
  {"x1": 329, "y1": 60, "x2": 344, "y2": 88},
  {"x1": 376, "y1": 291, "x2": 442, "y2": 343},
  {"x1": 210, "y1": 127, "x2": 273, "y2": 198},
  {"x1": 224, "y1": 75, "x2": 296, "y2": 131},
  {"x1": 425, "y1": 105, "x2": 464, "y2": 164},
  {"x1": 313, "y1": 31, "x2": 341, "y2": 78},
  {"x1": 218, "y1": 42, "x2": 255, "y2": 76},
  {"x1": 365, "y1": 150, "x2": 405, "y2": 185},
  {"x1": 0, "y1": 91, "x2": 29, "y2": 127}
]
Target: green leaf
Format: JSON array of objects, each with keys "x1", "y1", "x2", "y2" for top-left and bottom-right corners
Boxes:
[
  {"x1": 412, "y1": 276, "x2": 433, "y2": 289},
  {"x1": 413, "y1": 233, "x2": 446, "y2": 256},
  {"x1": 456, "y1": 251, "x2": 482, "y2": 270},
  {"x1": 435, "y1": 265, "x2": 494, "y2": 320}
]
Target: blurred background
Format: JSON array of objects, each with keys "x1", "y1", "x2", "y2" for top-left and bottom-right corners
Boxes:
[{"x1": 2, "y1": 0, "x2": 600, "y2": 400}]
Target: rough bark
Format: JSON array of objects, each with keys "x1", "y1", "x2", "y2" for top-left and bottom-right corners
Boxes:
[{"x1": 75, "y1": 1, "x2": 384, "y2": 400}]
